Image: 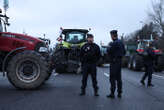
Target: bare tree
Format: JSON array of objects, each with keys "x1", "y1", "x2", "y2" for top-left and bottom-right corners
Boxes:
[{"x1": 148, "y1": 0, "x2": 164, "y2": 37}]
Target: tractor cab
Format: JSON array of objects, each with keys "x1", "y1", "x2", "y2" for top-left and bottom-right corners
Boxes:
[{"x1": 58, "y1": 29, "x2": 89, "y2": 49}]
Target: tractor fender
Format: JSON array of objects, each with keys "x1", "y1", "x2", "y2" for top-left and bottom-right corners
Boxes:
[{"x1": 2, "y1": 47, "x2": 26, "y2": 76}]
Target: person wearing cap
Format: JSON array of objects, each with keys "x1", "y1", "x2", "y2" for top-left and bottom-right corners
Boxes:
[
  {"x1": 106, "y1": 30, "x2": 126, "y2": 98},
  {"x1": 79, "y1": 34, "x2": 101, "y2": 96},
  {"x1": 140, "y1": 43, "x2": 155, "y2": 87}
]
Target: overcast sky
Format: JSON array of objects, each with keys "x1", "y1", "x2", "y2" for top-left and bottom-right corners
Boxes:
[{"x1": 0, "y1": 0, "x2": 152, "y2": 45}]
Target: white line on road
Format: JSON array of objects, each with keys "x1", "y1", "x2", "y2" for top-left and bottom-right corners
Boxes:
[
  {"x1": 49, "y1": 73, "x2": 59, "y2": 81},
  {"x1": 104, "y1": 72, "x2": 164, "y2": 80},
  {"x1": 142, "y1": 72, "x2": 164, "y2": 80},
  {"x1": 104, "y1": 72, "x2": 109, "y2": 77},
  {"x1": 53, "y1": 73, "x2": 59, "y2": 77},
  {"x1": 153, "y1": 74, "x2": 164, "y2": 80}
]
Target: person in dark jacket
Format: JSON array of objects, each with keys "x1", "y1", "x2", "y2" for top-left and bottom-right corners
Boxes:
[
  {"x1": 107, "y1": 30, "x2": 126, "y2": 99},
  {"x1": 140, "y1": 43, "x2": 155, "y2": 87},
  {"x1": 79, "y1": 34, "x2": 101, "y2": 96}
]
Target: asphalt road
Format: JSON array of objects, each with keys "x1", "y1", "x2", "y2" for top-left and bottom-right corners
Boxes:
[{"x1": 0, "y1": 67, "x2": 164, "y2": 110}]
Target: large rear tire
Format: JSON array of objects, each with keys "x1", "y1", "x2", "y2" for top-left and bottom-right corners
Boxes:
[
  {"x1": 7, "y1": 51, "x2": 49, "y2": 90},
  {"x1": 45, "y1": 67, "x2": 53, "y2": 81},
  {"x1": 53, "y1": 49, "x2": 67, "y2": 73},
  {"x1": 122, "y1": 56, "x2": 128, "y2": 67},
  {"x1": 155, "y1": 55, "x2": 164, "y2": 72},
  {"x1": 128, "y1": 58, "x2": 132, "y2": 70},
  {"x1": 132, "y1": 54, "x2": 143, "y2": 71}
]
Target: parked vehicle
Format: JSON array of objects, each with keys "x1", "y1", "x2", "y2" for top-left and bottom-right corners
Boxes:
[
  {"x1": 124, "y1": 36, "x2": 164, "y2": 72},
  {"x1": 52, "y1": 28, "x2": 89, "y2": 73},
  {"x1": 0, "y1": 11, "x2": 51, "y2": 89}
]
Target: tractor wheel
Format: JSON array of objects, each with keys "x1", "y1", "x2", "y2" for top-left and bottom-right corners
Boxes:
[
  {"x1": 45, "y1": 67, "x2": 53, "y2": 81},
  {"x1": 55, "y1": 64, "x2": 67, "y2": 73},
  {"x1": 7, "y1": 51, "x2": 49, "y2": 90},
  {"x1": 122, "y1": 56, "x2": 128, "y2": 67},
  {"x1": 128, "y1": 59, "x2": 132, "y2": 70},
  {"x1": 132, "y1": 54, "x2": 143, "y2": 71},
  {"x1": 156, "y1": 55, "x2": 164, "y2": 72},
  {"x1": 53, "y1": 49, "x2": 67, "y2": 73}
]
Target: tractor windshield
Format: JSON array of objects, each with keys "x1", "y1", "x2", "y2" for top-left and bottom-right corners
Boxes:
[{"x1": 65, "y1": 31, "x2": 86, "y2": 44}]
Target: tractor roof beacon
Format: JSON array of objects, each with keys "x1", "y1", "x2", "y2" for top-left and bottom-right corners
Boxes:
[{"x1": 0, "y1": 10, "x2": 51, "y2": 89}]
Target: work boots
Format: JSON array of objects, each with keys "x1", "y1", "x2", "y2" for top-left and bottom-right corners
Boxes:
[
  {"x1": 140, "y1": 80, "x2": 145, "y2": 86},
  {"x1": 117, "y1": 93, "x2": 122, "y2": 98},
  {"x1": 94, "y1": 89, "x2": 99, "y2": 96},
  {"x1": 79, "y1": 89, "x2": 86, "y2": 96},
  {"x1": 147, "y1": 83, "x2": 154, "y2": 87},
  {"x1": 107, "y1": 92, "x2": 115, "y2": 99}
]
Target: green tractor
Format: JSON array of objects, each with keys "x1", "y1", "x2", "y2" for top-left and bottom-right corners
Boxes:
[{"x1": 52, "y1": 28, "x2": 89, "y2": 73}]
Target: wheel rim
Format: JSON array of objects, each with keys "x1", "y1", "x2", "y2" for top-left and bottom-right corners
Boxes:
[{"x1": 16, "y1": 59, "x2": 40, "y2": 83}]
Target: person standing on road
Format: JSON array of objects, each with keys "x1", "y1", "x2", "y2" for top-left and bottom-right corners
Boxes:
[
  {"x1": 107, "y1": 30, "x2": 126, "y2": 99},
  {"x1": 140, "y1": 43, "x2": 155, "y2": 87},
  {"x1": 79, "y1": 34, "x2": 101, "y2": 96}
]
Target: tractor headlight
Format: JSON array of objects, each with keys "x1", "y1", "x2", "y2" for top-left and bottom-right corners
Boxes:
[{"x1": 39, "y1": 47, "x2": 48, "y2": 52}]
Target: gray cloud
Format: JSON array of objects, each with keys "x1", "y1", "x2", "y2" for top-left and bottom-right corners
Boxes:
[{"x1": 0, "y1": 0, "x2": 151, "y2": 45}]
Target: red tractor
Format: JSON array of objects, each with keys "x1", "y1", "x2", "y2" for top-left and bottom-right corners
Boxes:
[{"x1": 0, "y1": 11, "x2": 51, "y2": 89}]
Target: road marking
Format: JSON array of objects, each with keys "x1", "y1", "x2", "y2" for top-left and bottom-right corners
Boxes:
[
  {"x1": 53, "y1": 73, "x2": 59, "y2": 77},
  {"x1": 142, "y1": 72, "x2": 164, "y2": 80},
  {"x1": 103, "y1": 64, "x2": 110, "y2": 67},
  {"x1": 153, "y1": 74, "x2": 164, "y2": 79},
  {"x1": 104, "y1": 72, "x2": 109, "y2": 77},
  {"x1": 49, "y1": 73, "x2": 59, "y2": 81}
]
